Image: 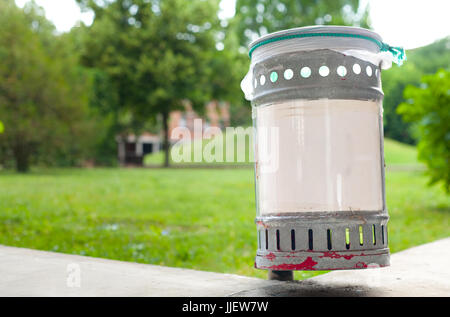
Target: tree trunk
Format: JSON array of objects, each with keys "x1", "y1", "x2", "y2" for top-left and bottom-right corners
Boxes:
[
  {"x1": 162, "y1": 110, "x2": 170, "y2": 168},
  {"x1": 13, "y1": 143, "x2": 30, "y2": 173}
]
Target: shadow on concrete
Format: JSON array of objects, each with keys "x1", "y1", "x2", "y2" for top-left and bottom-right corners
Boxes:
[{"x1": 230, "y1": 279, "x2": 381, "y2": 297}]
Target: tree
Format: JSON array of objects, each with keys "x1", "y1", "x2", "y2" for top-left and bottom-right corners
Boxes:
[
  {"x1": 381, "y1": 62, "x2": 421, "y2": 144},
  {"x1": 234, "y1": 0, "x2": 369, "y2": 47},
  {"x1": 0, "y1": 1, "x2": 98, "y2": 171},
  {"x1": 63, "y1": 26, "x2": 120, "y2": 166},
  {"x1": 397, "y1": 69, "x2": 450, "y2": 193},
  {"x1": 204, "y1": 16, "x2": 251, "y2": 126},
  {"x1": 77, "y1": 0, "x2": 223, "y2": 167},
  {"x1": 382, "y1": 37, "x2": 450, "y2": 144}
]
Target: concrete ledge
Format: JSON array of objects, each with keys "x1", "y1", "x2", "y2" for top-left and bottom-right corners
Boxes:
[
  {"x1": 0, "y1": 238, "x2": 449, "y2": 297},
  {"x1": 0, "y1": 246, "x2": 274, "y2": 297}
]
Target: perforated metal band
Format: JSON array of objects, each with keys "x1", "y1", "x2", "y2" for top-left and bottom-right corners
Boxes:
[{"x1": 252, "y1": 50, "x2": 383, "y2": 105}]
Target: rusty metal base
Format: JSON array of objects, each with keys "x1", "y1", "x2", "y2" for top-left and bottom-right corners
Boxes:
[
  {"x1": 256, "y1": 248, "x2": 390, "y2": 271},
  {"x1": 255, "y1": 211, "x2": 390, "y2": 271}
]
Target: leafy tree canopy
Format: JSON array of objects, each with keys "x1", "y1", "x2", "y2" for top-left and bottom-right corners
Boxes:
[
  {"x1": 398, "y1": 69, "x2": 450, "y2": 193},
  {"x1": 0, "y1": 0, "x2": 101, "y2": 171},
  {"x1": 77, "y1": 0, "x2": 233, "y2": 166},
  {"x1": 382, "y1": 37, "x2": 450, "y2": 144},
  {"x1": 234, "y1": 0, "x2": 368, "y2": 47}
]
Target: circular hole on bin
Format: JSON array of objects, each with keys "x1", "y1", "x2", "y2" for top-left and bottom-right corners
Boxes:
[
  {"x1": 300, "y1": 66, "x2": 311, "y2": 78},
  {"x1": 353, "y1": 63, "x2": 361, "y2": 74},
  {"x1": 284, "y1": 68, "x2": 293, "y2": 80},
  {"x1": 260, "y1": 75, "x2": 266, "y2": 85},
  {"x1": 366, "y1": 65, "x2": 373, "y2": 77},
  {"x1": 319, "y1": 65, "x2": 330, "y2": 77},
  {"x1": 270, "y1": 71, "x2": 278, "y2": 83},
  {"x1": 337, "y1": 65, "x2": 347, "y2": 77}
]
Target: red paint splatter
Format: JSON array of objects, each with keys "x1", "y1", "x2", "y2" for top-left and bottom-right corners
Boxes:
[
  {"x1": 257, "y1": 262, "x2": 388, "y2": 271},
  {"x1": 355, "y1": 262, "x2": 368, "y2": 269},
  {"x1": 264, "y1": 257, "x2": 318, "y2": 271},
  {"x1": 319, "y1": 251, "x2": 355, "y2": 260},
  {"x1": 256, "y1": 221, "x2": 268, "y2": 228},
  {"x1": 264, "y1": 252, "x2": 276, "y2": 261}
]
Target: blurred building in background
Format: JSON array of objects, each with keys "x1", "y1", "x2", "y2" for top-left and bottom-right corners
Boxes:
[
  {"x1": 169, "y1": 100, "x2": 230, "y2": 138},
  {"x1": 116, "y1": 133, "x2": 161, "y2": 166},
  {"x1": 117, "y1": 101, "x2": 231, "y2": 166}
]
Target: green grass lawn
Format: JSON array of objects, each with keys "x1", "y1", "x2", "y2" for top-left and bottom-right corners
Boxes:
[
  {"x1": 383, "y1": 138, "x2": 419, "y2": 165},
  {"x1": 0, "y1": 139, "x2": 448, "y2": 280}
]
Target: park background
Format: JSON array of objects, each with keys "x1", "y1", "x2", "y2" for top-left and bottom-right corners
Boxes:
[{"x1": 0, "y1": 0, "x2": 449, "y2": 280}]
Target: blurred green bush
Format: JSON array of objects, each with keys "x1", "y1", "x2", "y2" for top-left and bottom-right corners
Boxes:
[{"x1": 398, "y1": 69, "x2": 450, "y2": 193}]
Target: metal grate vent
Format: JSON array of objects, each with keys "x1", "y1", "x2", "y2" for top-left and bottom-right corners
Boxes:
[
  {"x1": 255, "y1": 213, "x2": 390, "y2": 271},
  {"x1": 257, "y1": 224, "x2": 388, "y2": 252}
]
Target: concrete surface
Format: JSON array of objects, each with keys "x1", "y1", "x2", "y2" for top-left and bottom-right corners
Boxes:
[{"x1": 0, "y1": 238, "x2": 449, "y2": 297}]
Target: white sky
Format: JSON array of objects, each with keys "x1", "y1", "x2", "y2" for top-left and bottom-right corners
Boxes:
[{"x1": 15, "y1": 0, "x2": 450, "y2": 50}]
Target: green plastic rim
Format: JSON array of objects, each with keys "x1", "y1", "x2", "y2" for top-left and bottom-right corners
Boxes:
[{"x1": 248, "y1": 31, "x2": 406, "y2": 66}]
